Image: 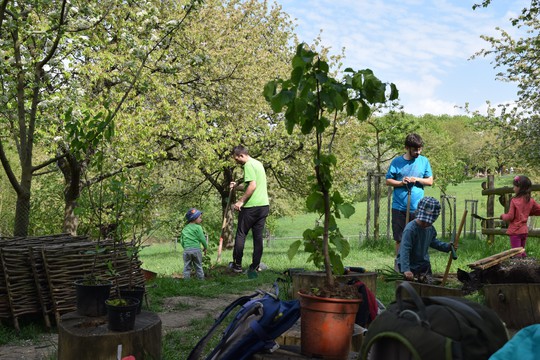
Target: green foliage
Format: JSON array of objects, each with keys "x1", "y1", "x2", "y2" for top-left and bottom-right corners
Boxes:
[{"x1": 263, "y1": 43, "x2": 397, "y2": 281}]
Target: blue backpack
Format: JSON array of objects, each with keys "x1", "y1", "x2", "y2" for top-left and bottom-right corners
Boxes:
[{"x1": 187, "y1": 282, "x2": 300, "y2": 360}]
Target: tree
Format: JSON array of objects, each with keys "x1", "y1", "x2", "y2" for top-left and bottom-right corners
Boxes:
[
  {"x1": 264, "y1": 43, "x2": 398, "y2": 287},
  {"x1": 473, "y1": 1, "x2": 540, "y2": 166}
]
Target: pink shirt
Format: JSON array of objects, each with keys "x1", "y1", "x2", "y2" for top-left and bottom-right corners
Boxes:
[{"x1": 501, "y1": 197, "x2": 540, "y2": 235}]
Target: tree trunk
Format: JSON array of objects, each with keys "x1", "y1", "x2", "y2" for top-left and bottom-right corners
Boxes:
[
  {"x1": 221, "y1": 168, "x2": 236, "y2": 249},
  {"x1": 14, "y1": 190, "x2": 31, "y2": 237},
  {"x1": 58, "y1": 151, "x2": 83, "y2": 235}
]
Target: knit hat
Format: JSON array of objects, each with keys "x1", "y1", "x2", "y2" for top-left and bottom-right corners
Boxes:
[
  {"x1": 415, "y1": 197, "x2": 440, "y2": 225},
  {"x1": 185, "y1": 208, "x2": 202, "y2": 222}
]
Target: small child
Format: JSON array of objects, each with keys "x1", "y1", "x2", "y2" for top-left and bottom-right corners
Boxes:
[
  {"x1": 500, "y1": 175, "x2": 540, "y2": 257},
  {"x1": 180, "y1": 208, "x2": 208, "y2": 279},
  {"x1": 397, "y1": 196, "x2": 455, "y2": 282}
]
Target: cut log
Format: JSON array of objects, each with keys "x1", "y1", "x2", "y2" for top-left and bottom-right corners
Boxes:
[
  {"x1": 467, "y1": 248, "x2": 525, "y2": 270},
  {"x1": 58, "y1": 311, "x2": 161, "y2": 360}
]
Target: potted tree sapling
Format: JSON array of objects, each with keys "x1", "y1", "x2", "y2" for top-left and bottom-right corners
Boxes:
[{"x1": 264, "y1": 43, "x2": 398, "y2": 359}]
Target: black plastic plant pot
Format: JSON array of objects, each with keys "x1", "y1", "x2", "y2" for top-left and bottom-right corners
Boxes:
[
  {"x1": 74, "y1": 279, "x2": 113, "y2": 317},
  {"x1": 105, "y1": 297, "x2": 140, "y2": 332},
  {"x1": 119, "y1": 286, "x2": 145, "y2": 314}
]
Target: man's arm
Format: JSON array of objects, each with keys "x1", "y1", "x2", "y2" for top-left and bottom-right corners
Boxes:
[{"x1": 233, "y1": 180, "x2": 257, "y2": 210}]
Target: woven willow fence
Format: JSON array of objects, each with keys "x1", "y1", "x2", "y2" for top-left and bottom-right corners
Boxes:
[{"x1": 0, "y1": 234, "x2": 145, "y2": 331}]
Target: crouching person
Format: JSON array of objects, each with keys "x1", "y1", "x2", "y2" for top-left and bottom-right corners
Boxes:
[{"x1": 397, "y1": 197, "x2": 455, "y2": 283}]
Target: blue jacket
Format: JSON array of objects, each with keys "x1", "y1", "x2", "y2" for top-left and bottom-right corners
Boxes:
[{"x1": 398, "y1": 220, "x2": 451, "y2": 273}]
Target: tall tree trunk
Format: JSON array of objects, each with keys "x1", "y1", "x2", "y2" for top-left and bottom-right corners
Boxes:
[
  {"x1": 13, "y1": 169, "x2": 32, "y2": 237},
  {"x1": 222, "y1": 168, "x2": 236, "y2": 249},
  {"x1": 58, "y1": 152, "x2": 83, "y2": 235}
]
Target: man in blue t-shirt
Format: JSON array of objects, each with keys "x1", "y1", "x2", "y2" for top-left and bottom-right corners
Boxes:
[{"x1": 386, "y1": 133, "x2": 433, "y2": 256}]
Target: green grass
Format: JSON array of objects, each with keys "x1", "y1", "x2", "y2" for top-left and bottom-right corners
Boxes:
[
  {"x1": 140, "y1": 232, "x2": 536, "y2": 360},
  {"x1": 274, "y1": 175, "x2": 514, "y2": 240}
]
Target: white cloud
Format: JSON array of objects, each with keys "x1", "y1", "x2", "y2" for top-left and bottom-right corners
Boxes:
[{"x1": 276, "y1": 0, "x2": 524, "y2": 116}]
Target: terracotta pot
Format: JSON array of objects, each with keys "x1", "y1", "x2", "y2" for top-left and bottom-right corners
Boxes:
[
  {"x1": 299, "y1": 292, "x2": 361, "y2": 360},
  {"x1": 142, "y1": 269, "x2": 157, "y2": 282}
]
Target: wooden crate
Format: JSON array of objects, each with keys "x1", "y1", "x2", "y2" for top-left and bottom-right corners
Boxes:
[
  {"x1": 396, "y1": 280, "x2": 464, "y2": 297},
  {"x1": 483, "y1": 283, "x2": 540, "y2": 330}
]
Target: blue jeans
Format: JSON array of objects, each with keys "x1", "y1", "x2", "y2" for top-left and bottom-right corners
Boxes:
[{"x1": 183, "y1": 248, "x2": 204, "y2": 279}]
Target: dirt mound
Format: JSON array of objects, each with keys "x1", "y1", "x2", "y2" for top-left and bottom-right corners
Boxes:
[{"x1": 458, "y1": 257, "x2": 540, "y2": 294}]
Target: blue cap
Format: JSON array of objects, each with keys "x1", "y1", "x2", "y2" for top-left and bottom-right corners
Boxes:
[
  {"x1": 415, "y1": 197, "x2": 440, "y2": 224},
  {"x1": 186, "y1": 208, "x2": 202, "y2": 222}
]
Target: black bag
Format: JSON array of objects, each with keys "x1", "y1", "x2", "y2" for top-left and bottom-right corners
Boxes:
[
  {"x1": 187, "y1": 282, "x2": 300, "y2": 360},
  {"x1": 361, "y1": 281, "x2": 508, "y2": 360}
]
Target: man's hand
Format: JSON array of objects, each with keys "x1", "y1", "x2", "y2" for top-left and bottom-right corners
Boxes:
[
  {"x1": 404, "y1": 271, "x2": 414, "y2": 280},
  {"x1": 402, "y1": 176, "x2": 416, "y2": 186},
  {"x1": 233, "y1": 200, "x2": 244, "y2": 211}
]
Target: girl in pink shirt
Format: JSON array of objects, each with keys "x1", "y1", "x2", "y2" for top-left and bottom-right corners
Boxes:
[{"x1": 500, "y1": 175, "x2": 540, "y2": 257}]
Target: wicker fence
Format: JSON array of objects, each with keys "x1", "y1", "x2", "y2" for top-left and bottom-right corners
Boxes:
[{"x1": 0, "y1": 234, "x2": 145, "y2": 331}]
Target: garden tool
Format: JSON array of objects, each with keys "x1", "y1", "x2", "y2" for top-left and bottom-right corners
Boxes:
[
  {"x1": 216, "y1": 187, "x2": 235, "y2": 264},
  {"x1": 442, "y1": 209, "x2": 467, "y2": 286}
]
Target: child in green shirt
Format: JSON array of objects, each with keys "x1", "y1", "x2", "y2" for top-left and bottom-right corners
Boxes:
[{"x1": 180, "y1": 208, "x2": 208, "y2": 279}]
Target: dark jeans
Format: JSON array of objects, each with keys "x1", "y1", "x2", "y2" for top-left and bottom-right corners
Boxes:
[{"x1": 233, "y1": 205, "x2": 269, "y2": 270}]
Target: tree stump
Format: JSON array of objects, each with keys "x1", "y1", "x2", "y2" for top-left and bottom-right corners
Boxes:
[{"x1": 58, "y1": 311, "x2": 161, "y2": 360}]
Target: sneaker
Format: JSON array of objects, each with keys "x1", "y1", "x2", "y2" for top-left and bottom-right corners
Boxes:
[{"x1": 231, "y1": 263, "x2": 243, "y2": 273}]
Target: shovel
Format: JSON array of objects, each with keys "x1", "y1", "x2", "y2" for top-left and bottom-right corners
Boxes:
[
  {"x1": 471, "y1": 214, "x2": 498, "y2": 221},
  {"x1": 442, "y1": 209, "x2": 467, "y2": 286}
]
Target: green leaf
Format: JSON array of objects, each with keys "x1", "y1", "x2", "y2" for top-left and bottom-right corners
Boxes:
[
  {"x1": 291, "y1": 66, "x2": 304, "y2": 85},
  {"x1": 263, "y1": 81, "x2": 276, "y2": 100},
  {"x1": 356, "y1": 99, "x2": 371, "y2": 121},
  {"x1": 306, "y1": 191, "x2": 324, "y2": 213},
  {"x1": 337, "y1": 203, "x2": 356, "y2": 218},
  {"x1": 389, "y1": 83, "x2": 399, "y2": 100},
  {"x1": 329, "y1": 251, "x2": 345, "y2": 275},
  {"x1": 346, "y1": 100, "x2": 356, "y2": 116},
  {"x1": 287, "y1": 240, "x2": 302, "y2": 261},
  {"x1": 331, "y1": 191, "x2": 344, "y2": 205},
  {"x1": 363, "y1": 74, "x2": 385, "y2": 103}
]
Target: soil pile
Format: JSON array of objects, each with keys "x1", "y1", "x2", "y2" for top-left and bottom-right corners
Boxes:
[{"x1": 458, "y1": 257, "x2": 540, "y2": 294}]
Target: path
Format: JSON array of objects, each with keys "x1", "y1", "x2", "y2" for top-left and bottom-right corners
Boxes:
[{"x1": 0, "y1": 293, "x2": 246, "y2": 360}]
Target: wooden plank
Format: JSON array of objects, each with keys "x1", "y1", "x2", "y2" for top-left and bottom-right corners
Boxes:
[
  {"x1": 467, "y1": 248, "x2": 524, "y2": 269},
  {"x1": 529, "y1": 283, "x2": 540, "y2": 324}
]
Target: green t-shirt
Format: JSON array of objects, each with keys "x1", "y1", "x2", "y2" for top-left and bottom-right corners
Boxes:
[
  {"x1": 243, "y1": 157, "x2": 269, "y2": 207},
  {"x1": 180, "y1": 223, "x2": 207, "y2": 250}
]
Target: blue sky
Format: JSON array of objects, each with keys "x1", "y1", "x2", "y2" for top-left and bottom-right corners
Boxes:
[{"x1": 274, "y1": 0, "x2": 527, "y2": 116}]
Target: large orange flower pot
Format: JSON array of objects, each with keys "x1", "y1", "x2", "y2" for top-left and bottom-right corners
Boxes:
[{"x1": 299, "y1": 292, "x2": 361, "y2": 360}]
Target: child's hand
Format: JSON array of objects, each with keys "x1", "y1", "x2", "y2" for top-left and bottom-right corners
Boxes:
[
  {"x1": 203, "y1": 249, "x2": 207, "y2": 256},
  {"x1": 404, "y1": 271, "x2": 414, "y2": 280}
]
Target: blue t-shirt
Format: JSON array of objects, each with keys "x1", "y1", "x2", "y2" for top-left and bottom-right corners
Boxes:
[{"x1": 386, "y1": 155, "x2": 432, "y2": 211}]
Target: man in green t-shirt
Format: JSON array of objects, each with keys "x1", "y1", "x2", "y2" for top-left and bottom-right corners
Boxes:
[{"x1": 229, "y1": 145, "x2": 270, "y2": 273}]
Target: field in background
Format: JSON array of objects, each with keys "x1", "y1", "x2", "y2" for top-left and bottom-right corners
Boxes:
[{"x1": 274, "y1": 175, "x2": 514, "y2": 240}]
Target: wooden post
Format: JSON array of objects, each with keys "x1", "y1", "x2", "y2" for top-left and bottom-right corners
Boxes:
[
  {"x1": 374, "y1": 173, "x2": 381, "y2": 241},
  {"x1": 387, "y1": 187, "x2": 392, "y2": 242},
  {"x1": 487, "y1": 175, "x2": 495, "y2": 245},
  {"x1": 366, "y1": 171, "x2": 372, "y2": 242}
]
